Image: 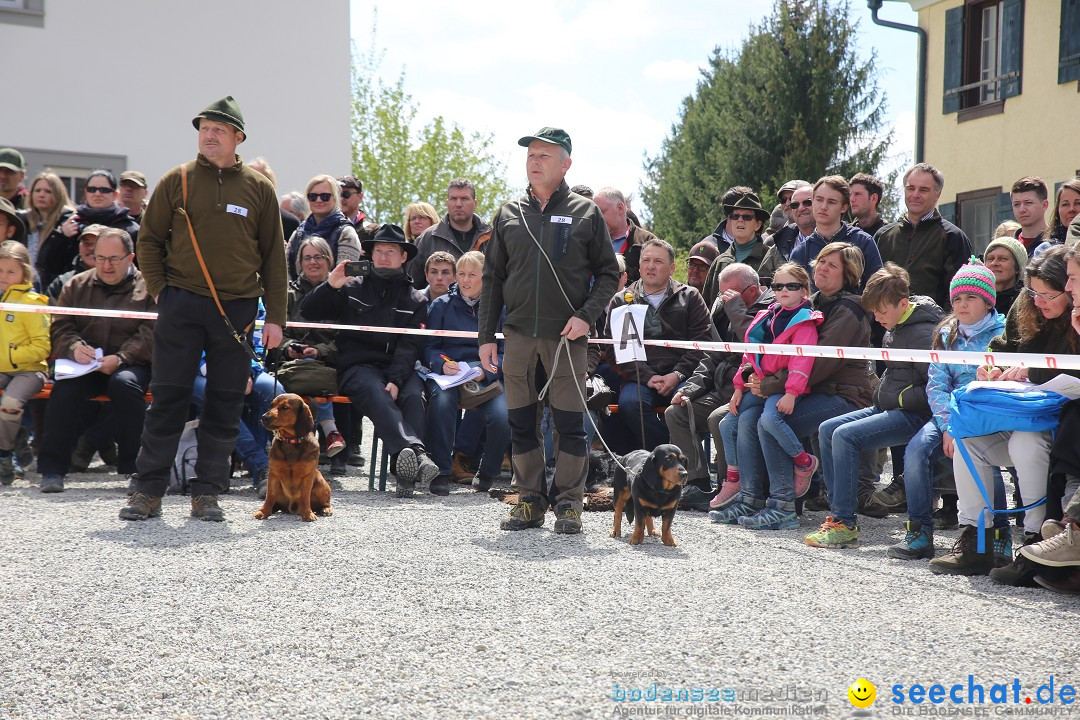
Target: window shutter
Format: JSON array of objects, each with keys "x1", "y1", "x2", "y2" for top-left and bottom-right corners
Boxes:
[
  {"x1": 996, "y1": 192, "x2": 1013, "y2": 226},
  {"x1": 1061, "y1": 0, "x2": 1080, "y2": 84},
  {"x1": 943, "y1": 6, "x2": 965, "y2": 114},
  {"x1": 1000, "y1": 0, "x2": 1024, "y2": 98}
]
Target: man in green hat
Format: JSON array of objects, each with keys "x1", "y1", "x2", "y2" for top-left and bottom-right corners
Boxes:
[
  {"x1": 478, "y1": 127, "x2": 619, "y2": 535},
  {"x1": 0, "y1": 148, "x2": 27, "y2": 210},
  {"x1": 122, "y1": 96, "x2": 287, "y2": 523}
]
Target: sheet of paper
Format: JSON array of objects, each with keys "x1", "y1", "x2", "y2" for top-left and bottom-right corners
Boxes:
[
  {"x1": 1032, "y1": 374, "x2": 1080, "y2": 400},
  {"x1": 54, "y1": 348, "x2": 103, "y2": 380},
  {"x1": 610, "y1": 304, "x2": 648, "y2": 364},
  {"x1": 428, "y1": 361, "x2": 484, "y2": 390}
]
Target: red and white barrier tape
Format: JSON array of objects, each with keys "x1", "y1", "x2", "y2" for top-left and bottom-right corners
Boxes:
[{"x1": 8, "y1": 302, "x2": 1080, "y2": 370}]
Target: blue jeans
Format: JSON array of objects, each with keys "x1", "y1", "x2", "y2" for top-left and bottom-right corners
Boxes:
[
  {"x1": 455, "y1": 410, "x2": 484, "y2": 456},
  {"x1": 426, "y1": 380, "x2": 510, "y2": 478},
  {"x1": 753, "y1": 392, "x2": 859, "y2": 510},
  {"x1": 903, "y1": 421, "x2": 945, "y2": 527},
  {"x1": 618, "y1": 381, "x2": 672, "y2": 450},
  {"x1": 819, "y1": 407, "x2": 926, "y2": 527}
]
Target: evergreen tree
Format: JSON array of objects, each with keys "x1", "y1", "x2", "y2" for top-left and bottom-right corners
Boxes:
[{"x1": 642, "y1": 0, "x2": 891, "y2": 247}]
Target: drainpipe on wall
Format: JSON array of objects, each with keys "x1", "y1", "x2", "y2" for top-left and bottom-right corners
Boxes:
[{"x1": 867, "y1": 0, "x2": 927, "y2": 163}]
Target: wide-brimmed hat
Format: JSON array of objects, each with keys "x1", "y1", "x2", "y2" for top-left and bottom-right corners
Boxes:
[
  {"x1": 517, "y1": 127, "x2": 572, "y2": 156},
  {"x1": 724, "y1": 191, "x2": 770, "y2": 224},
  {"x1": 361, "y1": 223, "x2": 417, "y2": 261},
  {"x1": 0, "y1": 197, "x2": 26, "y2": 243},
  {"x1": 192, "y1": 96, "x2": 245, "y2": 138}
]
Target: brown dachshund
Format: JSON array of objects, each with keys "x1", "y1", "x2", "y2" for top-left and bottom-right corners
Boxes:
[{"x1": 256, "y1": 393, "x2": 333, "y2": 522}]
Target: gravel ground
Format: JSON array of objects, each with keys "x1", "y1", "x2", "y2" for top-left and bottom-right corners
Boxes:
[{"x1": 2, "y1": 452, "x2": 1079, "y2": 720}]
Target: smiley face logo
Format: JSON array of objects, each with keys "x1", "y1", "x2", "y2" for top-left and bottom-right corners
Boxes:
[{"x1": 847, "y1": 678, "x2": 876, "y2": 708}]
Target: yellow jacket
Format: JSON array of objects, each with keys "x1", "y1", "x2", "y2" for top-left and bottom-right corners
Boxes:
[{"x1": 0, "y1": 283, "x2": 50, "y2": 374}]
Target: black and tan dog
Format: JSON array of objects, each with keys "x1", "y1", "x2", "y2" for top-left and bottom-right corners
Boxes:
[
  {"x1": 256, "y1": 393, "x2": 333, "y2": 522},
  {"x1": 610, "y1": 444, "x2": 688, "y2": 546}
]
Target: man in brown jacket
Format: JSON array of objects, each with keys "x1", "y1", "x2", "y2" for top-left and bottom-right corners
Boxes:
[
  {"x1": 122, "y1": 96, "x2": 286, "y2": 522},
  {"x1": 38, "y1": 228, "x2": 155, "y2": 493}
]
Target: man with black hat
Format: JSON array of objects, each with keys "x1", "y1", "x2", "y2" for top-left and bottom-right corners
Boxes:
[
  {"x1": 478, "y1": 127, "x2": 619, "y2": 535},
  {"x1": 300, "y1": 224, "x2": 438, "y2": 497},
  {"x1": 338, "y1": 176, "x2": 366, "y2": 227},
  {"x1": 118, "y1": 170, "x2": 148, "y2": 222},
  {"x1": 0, "y1": 149, "x2": 28, "y2": 210},
  {"x1": 121, "y1": 95, "x2": 287, "y2": 523}
]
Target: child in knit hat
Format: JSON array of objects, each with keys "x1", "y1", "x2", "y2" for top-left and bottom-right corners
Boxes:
[{"x1": 891, "y1": 258, "x2": 1006, "y2": 563}]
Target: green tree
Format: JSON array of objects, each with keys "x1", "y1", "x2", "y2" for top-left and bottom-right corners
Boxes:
[
  {"x1": 641, "y1": 0, "x2": 892, "y2": 248},
  {"x1": 350, "y1": 39, "x2": 510, "y2": 224}
]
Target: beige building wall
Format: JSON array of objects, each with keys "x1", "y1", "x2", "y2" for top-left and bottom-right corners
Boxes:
[
  {"x1": 916, "y1": 0, "x2": 1080, "y2": 205},
  {"x1": 3, "y1": 0, "x2": 352, "y2": 197}
]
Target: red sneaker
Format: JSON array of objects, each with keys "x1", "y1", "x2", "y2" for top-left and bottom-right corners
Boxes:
[{"x1": 325, "y1": 430, "x2": 346, "y2": 457}]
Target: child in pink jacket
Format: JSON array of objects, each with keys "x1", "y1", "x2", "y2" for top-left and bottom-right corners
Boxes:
[{"x1": 712, "y1": 263, "x2": 823, "y2": 530}]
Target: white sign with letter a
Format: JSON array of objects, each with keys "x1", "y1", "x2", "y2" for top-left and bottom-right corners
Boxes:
[{"x1": 610, "y1": 304, "x2": 648, "y2": 364}]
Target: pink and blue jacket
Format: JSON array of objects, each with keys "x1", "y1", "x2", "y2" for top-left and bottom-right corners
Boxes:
[{"x1": 734, "y1": 302, "x2": 823, "y2": 396}]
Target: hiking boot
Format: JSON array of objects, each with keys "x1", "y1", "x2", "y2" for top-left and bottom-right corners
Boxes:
[
  {"x1": 737, "y1": 498, "x2": 798, "y2": 530},
  {"x1": 0, "y1": 454, "x2": 13, "y2": 486},
  {"x1": 678, "y1": 485, "x2": 712, "y2": 512},
  {"x1": 990, "y1": 533, "x2": 1043, "y2": 587},
  {"x1": 430, "y1": 475, "x2": 451, "y2": 496},
  {"x1": 416, "y1": 449, "x2": 440, "y2": 485},
  {"x1": 98, "y1": 442, "x2": 118, "y2": 466},
  {"x1": 803, "y1": 486, "x2": 830, "y2": 512},
  {"x1": 929, "y1": 525, "x2": 994, "y2": 575},
  {"x1": 992, "y1": 527, "x2": 1014, "y2": 568},
  {"x1": 325, "y1": 430, "x2": 346, "y2": 457},
  {"x1": 793, "y1": 454, "x2": 818, "y2": 498},
  {"x1": 40, "y1": 473, "x2": 64, "y2": 493},
  {"x1": 501, "y1": 452, "x2": 512, "y2": 473},
  {"x1": 190, "y1": 495, "x2": 225, "y2": 522},
  {"x1": 553, "y1": 504, "x2": 582, "y2": 534},
  {"x1": 13, "y1": 425, "x2": 33, "y2": 469},
  {"x1": 805, "y1": 516, "x2": 860, "y2": 548},
  {"x1": 887, "y1": 520, "x2": 934, "y2": 560},
  {"x1": 474, "y1": 473, "x2": 495, "y2": 493},
  {"x1": 119, "y1": 492, "x2": 162, "y2": 521},
  {"x1": 329, "y1": 454, "x2": 347, "y2": 477},
  {"x1": 871, "y1": 475, "x2": 907, "y2": 513},
  {"x1": 709, "y1": 480, "x2": 741, "y2": 509},
  {"x1": 126, "y1": 474, "x2": 138, "y2": 496},
  {"x1": 708, "y1": 501, "x2": 758, "y2": 525},
  {"x1": 255, "y1": 467, "x2": 269, "y2": 499},
  {"x1": 393, "y1": 447, "x2": 420, "y2": 497},
  {"x1": 934, "y1": 495, "x2": 959, "y2": 530},
  {"x1": 1020, "y1": 521, "x2": 1080, "y2": 567},
  {"x1": 451, "y1": 451, "x2": 478, "y2": 483},
  {"x1": 857, "y1": 494, "x2": 890, "y2": 519},
  {"x1": 347, "y1": 443, "x2": 365, "y2": 466},
  {"x1": 500, "y1": 497, "x2": 546, "y2": 530},
  {"x1": 69, "y1": 436, "x2": 95, "y2": 473}
]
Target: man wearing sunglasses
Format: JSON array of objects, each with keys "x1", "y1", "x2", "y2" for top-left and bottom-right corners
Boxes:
[
  {"x1": 123, "y1": 96, "x2": 287, "y2": 523},
  {"x1": 337, "y1": 176, "x2": 366, "y2": 227},
  {"x1": 763, "y1": 179, "x2": 811, "y2": 264}
]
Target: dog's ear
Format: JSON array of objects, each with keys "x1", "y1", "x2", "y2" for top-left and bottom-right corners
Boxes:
[{"x1": 293, "y1": 397, "x2": 315, "y2": 438}]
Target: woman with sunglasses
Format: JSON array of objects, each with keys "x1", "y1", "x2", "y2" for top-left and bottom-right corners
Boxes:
[
  {"x1": 930, "y1": 247, "x2": 1079, "y2": 578},
  {"x1": 701, "y1": 190, "x2": 781, "y2": 308},
  {"x1": 284, "y1": 174, "x2": 361, "y2": 281},
  {"x1": 38, "y1": 169, "x2": 140, "y2": 290}
]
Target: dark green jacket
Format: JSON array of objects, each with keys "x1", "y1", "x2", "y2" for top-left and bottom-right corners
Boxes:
[
  {"x1": 479, "y1": 181, "x2": 619, "y2": 343},
  {"x1": 136, "y1": 154, "x2": 288, "y2": 325},
  {"x1": 875, "y1": 210, "x2": 972, "y2": 309}
]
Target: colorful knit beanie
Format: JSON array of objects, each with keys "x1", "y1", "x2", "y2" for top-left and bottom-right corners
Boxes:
[{"x1": 950, "y1": 256, "x2": 997, "y2": 306}]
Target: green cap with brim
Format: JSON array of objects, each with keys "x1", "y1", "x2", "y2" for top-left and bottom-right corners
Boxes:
[
  {"x1": 0, "y1": 197, "x2": 26, "y2": 243},
  {"x1": 518, "y1": 127, "x2": 572, "y2": 156},
  {"x1": 0, "y1": 147, "x2": 25, "y2": 173},
  {"x1": 192, "y1": 96, "x2": 246, "y2": 139}
]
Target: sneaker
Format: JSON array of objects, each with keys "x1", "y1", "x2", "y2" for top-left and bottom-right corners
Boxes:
[
  {"x1": 871, "y1": 475, "x2": 907, "y2": 513},
  {"x1": 429, "y1": 475, "x2": 451, "y2": 497},
  {"x1": 928, "y1": 525, "x2": 994, "y2": 576},
  {"x1": 933, "y1": 506, "x2": 959, "y2": 530},
  {"x1": 553, "y1": 504, "x2": 583, "y2": 534},
  {"x1": 709, "y1": 480, "x2": 741, "y2": 509},
  {"x1": 451, "y1": 451, "x2": 479, "y2": 483},
  {"x1": 989, "y1": 533, "x2": 1044, "y2": 587},
  {"x1": 325, "y1": 430, "x2": 346, "y2": 457},
  {"x1": 347, "y1": 443, "x2": 365, "y2": 467},
  {"x1": 329, "y1": 454, "x2": 347, "y2": 477},
  {"x1": 13, "y1": 425, "x2": 33, "y2": 469},
  {"x1": 473, "y1": 473, "x2": 495, "y2": 493},
  {"x1": 992, "y1": 527, "x2": 1014, "y2": 568},
  {"x1": 416, "y1": 449, "x2": 440, "y2": 485},
  {"x1": 255, "y1": 467, "x2": 269, "y2": 499},
  {"x1": 393, "y1": 447, "x2": 420, "y2": 497},
  {"x1": 803, "y1": 486, "x2": 830, "y2": 511},
  {"x1": 793, "y1": 454, "x2": 818, "y2": 498},
  {"x1": 190, "y1": 495, "x2": 225, "y2": 522},
  {"x1": 40, "y1": 473, "x2": 64, "y2": 493},
  {"x1": 1041, "y1": 519, "x2": 1066, "y2": 539},
  {"x1": 737, "y1": 499, "x2": 798, "y2": 530},
  {"x1": 500, "y1": 497, "x2": 546, "y2": 530},
  {"x1": 887, "y1": 520, "x2": 934, "y2": 560},
  {"x1": 0, "y1": 454, "x2": 13, "y2": 486},
  {"x1": 119, "y1": 492, "x2": 162, "y2": 521},
  {"x1": 1020, "y1": 522, "x2": 1080, "y2": 567},
  {"x1": 804, "y1": 516, "x2": 860, "y2": 548},
  {"x1": 708, "y1": 501, "x2": 758, "y2": 525}
]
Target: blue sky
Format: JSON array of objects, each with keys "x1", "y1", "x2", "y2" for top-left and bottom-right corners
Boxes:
[{"x1": 349, "y1": 0, "x2": 918, "y2": 208}]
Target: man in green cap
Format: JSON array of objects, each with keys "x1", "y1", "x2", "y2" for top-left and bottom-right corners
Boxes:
[
  {"x1": 478, "y1": 127, "x2": 619, "y2": 535},
  {"x1": 0, "y1": 149, "x2": 27, "y2": 210},
  {"x1": 121, "y1": 96, "x2": 287, "y2": 523}
]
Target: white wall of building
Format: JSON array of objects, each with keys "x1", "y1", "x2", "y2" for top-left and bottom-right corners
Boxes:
[{"x1": 3, "y1": 0, "x2": 352, "y2": 197}]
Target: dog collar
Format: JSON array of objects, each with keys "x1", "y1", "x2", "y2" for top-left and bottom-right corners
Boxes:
[{"x1": 278, "y1": 436, "x2": 305, "y2": 445}]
